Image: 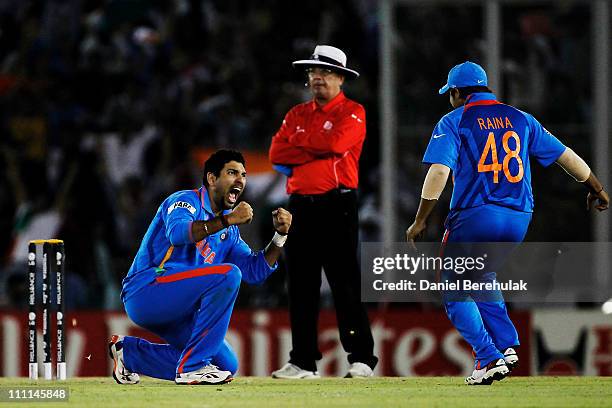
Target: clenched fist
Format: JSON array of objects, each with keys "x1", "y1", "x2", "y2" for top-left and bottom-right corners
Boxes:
[
  {"x1": 587, "y1": 189, "x2": 610, "y2": 212},
  {"x1": 227, "y1": 201, "x2": 253, "y2": 225},
  {"x1": 272, "y1": 208, "x2": 292, "y2": 235}
]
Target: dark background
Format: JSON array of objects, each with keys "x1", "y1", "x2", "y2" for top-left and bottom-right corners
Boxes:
[{"x1": 0, "y1": 0, "x2": 603, "y2": 310}]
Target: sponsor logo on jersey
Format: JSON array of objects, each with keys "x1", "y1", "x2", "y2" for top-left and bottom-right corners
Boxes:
[
  {"x1": 323, "y1": 120, "x2": 333, "y2": 130},
  {"x1": 196, "y1": 239, "x2": 216, "y2": 264},
  {"x1": 168, "y1": 201, "x2": 196, "y2": 215}
]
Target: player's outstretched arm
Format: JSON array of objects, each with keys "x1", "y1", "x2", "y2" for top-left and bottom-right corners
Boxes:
[
  {"x1": 406, "y1": 164, "x2": 451, "y2": 249},
  {"x1": 264, "y1": 208, "x2": 292, "y2": 266},
  {"x1": 555, "y1": 148, "x2": 609, "y2": 211}
]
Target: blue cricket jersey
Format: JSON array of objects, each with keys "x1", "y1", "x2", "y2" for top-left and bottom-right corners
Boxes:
[
  {"x1": 423, "y1": 93, "x2": 567, "y2": 212},
  {"x1": 121, "y1": 186, "x2": 276, "y2": 300}
]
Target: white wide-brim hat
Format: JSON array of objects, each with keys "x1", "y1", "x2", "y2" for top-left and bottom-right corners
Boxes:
[{"x1": 292, "y1": 45, "x2": 359, "y2": 79}]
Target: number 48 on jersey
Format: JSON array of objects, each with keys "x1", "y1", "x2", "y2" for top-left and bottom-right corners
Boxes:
[{"x1": 477, "y1": 131, "x2": 524, "y2": 183}]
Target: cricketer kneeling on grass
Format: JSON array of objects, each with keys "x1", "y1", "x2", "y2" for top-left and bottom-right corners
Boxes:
[{"x1": 108, "y1": 149, "x2": 292, "y2": 385}]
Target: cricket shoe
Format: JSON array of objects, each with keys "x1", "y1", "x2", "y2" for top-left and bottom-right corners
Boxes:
[
  {"x1": 108, "y1": 335, "x2": 140, "y2": 385},
  {"x1": 271, "y1": 363, "x2": 320, "y2": 379},
  {"x1": 175, "y1": 365, "x2": 233, "y2": 385},
  {"x1": 344, "y1": 362, "x2": 374, "y2": 378},
  {"x1": 465, "y1": 358, "x2": 509, "y2": 385},
  {"x1": 503, "y1": 347, "x2": 519, "y2": 371}
]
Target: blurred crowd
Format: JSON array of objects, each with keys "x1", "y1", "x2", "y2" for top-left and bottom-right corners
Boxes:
[{"x1": 0, "y1": 0, "x2": 596, "y2": 310}]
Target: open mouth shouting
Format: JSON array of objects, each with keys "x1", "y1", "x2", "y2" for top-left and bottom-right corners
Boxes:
[{"x1": 226, "y1": 185, "x2": 243, "y2": 206}]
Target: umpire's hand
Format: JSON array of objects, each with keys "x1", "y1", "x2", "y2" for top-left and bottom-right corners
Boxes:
[
  {"x1": 227, "y1": 202, "x2": 254, "y2": 225},
  {"x1": 272, "y1": 208, "x2": 292, "y2": 235}
]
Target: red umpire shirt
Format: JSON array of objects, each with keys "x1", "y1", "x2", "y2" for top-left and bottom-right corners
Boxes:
[{"x1": 269, "y1": 92, "x2": 365, "y2": 194}]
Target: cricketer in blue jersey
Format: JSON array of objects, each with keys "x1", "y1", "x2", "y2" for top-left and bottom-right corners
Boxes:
[
  {"x1": 406, "y1": 62, "x2": 609, "y2": 385},
  {"x1": 108, "y1": 149, "x2": 293, "y2": 385}
]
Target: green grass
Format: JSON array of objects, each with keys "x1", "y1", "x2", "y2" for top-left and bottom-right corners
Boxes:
[{"x1": 1, "y1": 377, "x2": 612, "y2": 407}]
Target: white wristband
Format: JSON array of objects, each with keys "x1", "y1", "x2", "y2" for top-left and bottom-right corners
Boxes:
[{"x1": 272, "y1": 232, "x2": 288, "y2": 247}]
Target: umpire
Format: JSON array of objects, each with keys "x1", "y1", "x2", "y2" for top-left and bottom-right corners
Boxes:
[{"x1": 269, "y1": 45, "x2": 377, "y2": 378}]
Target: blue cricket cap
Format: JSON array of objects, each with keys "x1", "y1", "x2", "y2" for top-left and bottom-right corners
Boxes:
[{"x1": 438, "y1": 61, "x2": 488, "y2": 94}]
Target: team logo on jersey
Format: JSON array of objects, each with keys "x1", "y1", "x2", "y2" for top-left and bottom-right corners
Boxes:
[
  {"x1": 323, "y1": 121, "x2": 333, "y2": 130},
  {"x1": 220, "y1": 232, "x2": 227, "y2": 240},
  {"x1": 167, "y1": 201, "x2": 196, "y2": 215}
]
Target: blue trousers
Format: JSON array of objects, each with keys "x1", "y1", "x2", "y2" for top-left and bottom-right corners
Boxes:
[
  {"x1": 443, "y1": 205, "x2": 531, "y2": 367},
  {"x1": 121, "y1": 263, "x2": 241, "y2": 380}
]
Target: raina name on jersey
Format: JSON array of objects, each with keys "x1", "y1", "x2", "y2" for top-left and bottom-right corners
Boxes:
[{"x1": 477, "y1": 116, "x2": 514, "y2": 130}]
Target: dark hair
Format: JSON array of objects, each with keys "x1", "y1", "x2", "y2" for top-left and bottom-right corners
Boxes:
[
  {"x1": 202, "y1": 149, "x2": 246, "y2": 186},
  {"x1": 455, "y1": 86, "x2": 492, "y2": 99}
]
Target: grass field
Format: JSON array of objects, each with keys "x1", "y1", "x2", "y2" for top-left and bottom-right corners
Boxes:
[{"x1": 1, "y1": 377, "x2": 612, "y2": 407}]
